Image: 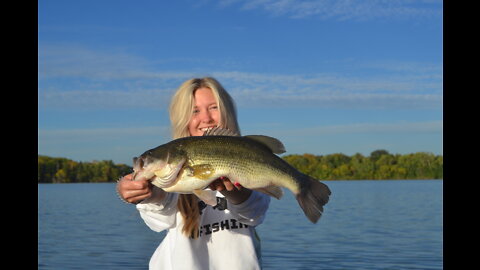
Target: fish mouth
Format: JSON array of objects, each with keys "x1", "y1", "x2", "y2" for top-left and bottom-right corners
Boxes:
[
  {"x1": 133, "y1": 156, "x2": 143, "y2": 169},
  {"x1": 132, "y1": 152, "x2": 169, "y2": 181},
  {"x1": 132, "y1": 154, "x2": 153, "y2": 180},
  {"x1": 132, "y1": 156, "x2": 142, "y2": 180}
]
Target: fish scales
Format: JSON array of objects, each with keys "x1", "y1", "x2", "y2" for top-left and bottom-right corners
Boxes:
[
  {"x1": 132, "y1": 129, "x2": 331, "y2": 223},
  {"x1": 180, "y1": 136, "x2": 300, "y2": 191}
]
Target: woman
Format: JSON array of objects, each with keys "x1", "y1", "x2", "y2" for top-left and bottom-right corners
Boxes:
[{"x1": 117, "y1": 77, "x2": 270, "y2": 270}]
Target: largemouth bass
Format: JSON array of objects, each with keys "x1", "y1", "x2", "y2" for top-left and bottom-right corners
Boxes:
[{"x1": 132, "y1": 127, "x2": 331, "y2": 223}]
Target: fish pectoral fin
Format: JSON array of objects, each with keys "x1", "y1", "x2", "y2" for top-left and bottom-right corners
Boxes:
[
  {"x1": 193, "y1": 189, "x2": 218, "y2": 206},
  {"x1": 190, "y1": 164, "x2": 215, "y2": 180},
  {"x1": 253, "y1": 186, "x2": 284, "y2": 200},
  {"x1": 244, "y1": 135, "x2": 286, "y2": 154},
  {"x1": 151, "y1": 158, "x2": 186, "y2": 188}
]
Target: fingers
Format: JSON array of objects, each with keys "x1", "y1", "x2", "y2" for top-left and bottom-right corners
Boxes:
[
  {"x1": 208, "y1": 179, "x2": 222, "y2": 191},
  {"x1": 124, "y1": 189, "x2": 152, "y2": 204},
  {"x1": 209, "y1": 177, "x2": 242, "y2": 192},
  {"x1": 233, "y1": 181, "x2": 242, "y2": 190},
  {"x1": 117, "y1": 176, "x2": 153, "y2": 204},
  {"x1": 122, "y1": 173, "x2": 134, "y2": 181},
  {"x1": 222, "y1": 179, "x2": 236, "y2": 191}
]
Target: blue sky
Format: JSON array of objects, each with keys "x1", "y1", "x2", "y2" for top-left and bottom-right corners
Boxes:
[{"x1": 38, "y1": 0, "x2": 443, "y2": 165}]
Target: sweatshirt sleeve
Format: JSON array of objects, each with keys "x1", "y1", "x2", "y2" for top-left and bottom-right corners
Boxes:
[
  {"x1": 135, "y1": 192, "x2": 179, "y2": 232},
  {"x1": 227, "y1": 190, "x2": 270, "y2": 227}
]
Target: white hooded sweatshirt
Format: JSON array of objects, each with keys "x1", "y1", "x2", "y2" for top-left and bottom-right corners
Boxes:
[{"x1": 136, "y1": 190, "x2": 270, "y2": 270}]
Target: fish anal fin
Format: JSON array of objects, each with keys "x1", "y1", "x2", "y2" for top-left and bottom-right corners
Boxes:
[
  {"x1": 253, "y1": 186, "x2": 284, "y2": 200},
  {"x1": 193, "y1": 189, "x2": 218, "y2": 206},
  {"x1": 245, "y1": 135, "x2": 286, "y2": 154}
]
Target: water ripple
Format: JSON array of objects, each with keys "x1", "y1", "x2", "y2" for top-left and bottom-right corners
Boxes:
[{"x1": 38, "y1": 181, "x2": 442, "y2": 270}]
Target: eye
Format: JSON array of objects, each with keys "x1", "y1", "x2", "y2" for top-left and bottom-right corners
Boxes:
[{"x1": 209, "y1": 105, "x2": 218, "y2": 111}]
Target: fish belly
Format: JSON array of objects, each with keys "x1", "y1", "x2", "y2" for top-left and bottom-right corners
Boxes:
[
  {"x1": 222, "y1": 163, "x2": 300, "y2": 195},
  {"x1": 161, "y1": 175, "x2": 213, "y2": 193}
]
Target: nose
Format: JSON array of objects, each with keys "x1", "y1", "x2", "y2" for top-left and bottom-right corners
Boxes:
[{"x1": 199, "y1": 110, "x2": 214, "y2": 123}]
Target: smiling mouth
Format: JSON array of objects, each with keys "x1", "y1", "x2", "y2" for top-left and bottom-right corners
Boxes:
[{"x1": 200, "y1": 126, "x2": 217, "y2": 132}]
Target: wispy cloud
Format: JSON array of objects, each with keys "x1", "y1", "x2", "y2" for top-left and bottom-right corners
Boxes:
[
  {"x1": 38, "y1": 126, "x2": 172, "y2": 163},
  {"x1": 38, "y1": 120, "x2": 443, "y2": 163},
  {"x1": 38, "y1": 88, "x2": 174, "y2": 110},
  {"x1": 38, "y1": 44, "x2": 195, "y2": 83},
  {"x1": 38, "y1": 45, "x2": 442, "y2": 110},
  {"x1": 249, "y1": 120, "x2": 443, "y2": 156},
  {"x1": 39, "y1": 45, "x2": 146, "y2": 80},
  {"x1": 215, "y1": 0, "x2": 442, "y2": 21},
  {"x1": 38, "y1": 126, "x2": 170, "y2": 142},
  {"x1": 273, "y1": 120, "x2": 443, "y2": 136}
]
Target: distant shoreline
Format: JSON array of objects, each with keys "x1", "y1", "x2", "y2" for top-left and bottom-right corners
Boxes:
[
  {"x1": 38, "y1": 150, "x2": 443, "y2": 183},
  {"x1": 38, "y1": 178, "x2": 443, "y2": 184}
]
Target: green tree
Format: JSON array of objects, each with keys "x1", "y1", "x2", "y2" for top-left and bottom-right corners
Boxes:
[
  {"x1": 370, "y1": 149, "x2": 390, "y2": 162},
  {"x1": 54, "y1": 169, "x2": 68, "y2": 183},
  {"x1": 349, "y1": 153, "x2": 373, "y2": 179},
  {"x1": 282, "y1": 151, "x2": 442, "y2": 180},
  {"x1": 37, "y1": 155, "x2": 134, "y2": 183}
]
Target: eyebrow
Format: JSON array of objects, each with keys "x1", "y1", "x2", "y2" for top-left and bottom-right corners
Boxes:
[{"x1": 193, "y1": 102, "x2": 218, "y2": 108}]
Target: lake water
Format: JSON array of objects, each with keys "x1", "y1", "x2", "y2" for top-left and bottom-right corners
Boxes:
[{"x1": 38, "y1": 180, "x2": 442, "y2": 269}]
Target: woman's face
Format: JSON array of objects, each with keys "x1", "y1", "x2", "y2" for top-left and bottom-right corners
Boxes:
[{"x1": 188, "y1": 87, "x2": 220, "y2": 136}]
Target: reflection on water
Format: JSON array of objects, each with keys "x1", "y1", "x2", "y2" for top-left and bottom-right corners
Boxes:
[{"x1": 38, "y1": 180, "x2": 442, "y2": 270}]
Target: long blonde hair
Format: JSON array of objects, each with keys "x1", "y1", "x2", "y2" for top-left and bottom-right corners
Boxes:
[{"x1": 169, "y1": 77, "x2": 240, "y2": 238}]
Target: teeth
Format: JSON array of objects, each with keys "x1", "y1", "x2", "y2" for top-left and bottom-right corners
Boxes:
[{"x1": 200, "y1": 126, "x2": 217, "y2": 132}]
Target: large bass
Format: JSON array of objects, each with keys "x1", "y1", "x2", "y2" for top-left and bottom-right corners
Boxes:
[{"x1": 132, "y1": 128, "x2": 331, "y2": 223}]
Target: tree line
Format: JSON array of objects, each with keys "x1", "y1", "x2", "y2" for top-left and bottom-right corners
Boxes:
[
  {"x1": 282, "y1": 150, "x2": 443, "y2": 180},
  {"x1": 38, "y1": 149, "x2": 442, "y2": 183},
  {"x1": 38, "y1": 155, "x2": 132, "y2": 183}
]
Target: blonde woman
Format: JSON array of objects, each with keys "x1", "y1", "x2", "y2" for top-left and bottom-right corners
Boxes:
[{"x1": 117, "y1": 77, "x2": 270, "y2": 270}]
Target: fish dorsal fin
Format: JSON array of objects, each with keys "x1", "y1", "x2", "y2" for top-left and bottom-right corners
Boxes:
[
  {"x1": 203, "y1": 127, "x2": 240, "y2": 137},
  {"x1": 245, "y1": 135, "x2": 286, "y2": 154}
]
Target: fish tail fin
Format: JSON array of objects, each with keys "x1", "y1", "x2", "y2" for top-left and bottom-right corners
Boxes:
[{"x1": 296, "y1": 175, "x2": 331, "y2": 223}]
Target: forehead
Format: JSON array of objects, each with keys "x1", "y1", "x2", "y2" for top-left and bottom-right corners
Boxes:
[{"x1": 194, "y1": 87, "x2": 217, "y2": 105}]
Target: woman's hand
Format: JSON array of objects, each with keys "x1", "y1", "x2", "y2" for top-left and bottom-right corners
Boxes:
[
  {"x1": 209, "y1": 177, "x2": 252, "y2": 205},
  {"x1": 208, "y1": 176, "x2": 241, "y2": 192},
  {"x1": 116, "y1": 173, "x2": 153, "y2": 204}
]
